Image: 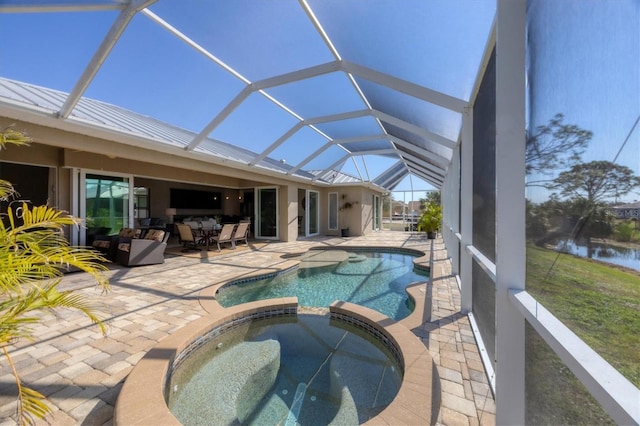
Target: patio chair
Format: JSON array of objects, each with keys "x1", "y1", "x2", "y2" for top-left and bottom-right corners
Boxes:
[
  {"x1": 183, "y1": 220, "x2": 200, "y2": 231},
  {"x1": 176, "y1": 223, "x2": 201, "y2": 252},
  {"x1": 209, "y1": 223, "x2": 236, "y2": 251},
  {"x1": 183, "y1": 219, "x2": 210, "y2": 244},
  {"x1": 231, "y1": 221, "x2": 249, "y2": 247},
  {"x1": 115, "y1": 229, "x2": 170, "y2": 266}
]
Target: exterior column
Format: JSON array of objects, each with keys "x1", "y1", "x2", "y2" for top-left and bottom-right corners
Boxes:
[
  {"x1": 495, "y1": 0, "x2": 526, "y2": 424},
  {"x1": 460, "y1": 110, "x2": 473, "y2": 313},
  {"x1": 278, "y1": 184, "x2": 299, "y2": 242}
]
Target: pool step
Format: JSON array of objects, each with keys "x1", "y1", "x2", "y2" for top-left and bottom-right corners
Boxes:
[
  {"x1": 347, "y1": 253, "x2": 368, "y2": 263},
  {"x1": 299, "y1": 250, "x2": 349, "y2": 269},
  {"x1": 170, "y1": 339, "x2": 281, "y2": 425}
]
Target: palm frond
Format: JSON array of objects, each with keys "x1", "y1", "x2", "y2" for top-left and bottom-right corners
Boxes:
[
  {"x1": 0, "y1": 203, "x2": 109, "y2": 292},
  {"x1": 0, "y1": 278, "x2": 107, "y2": 346},
  {"x1": 0, "y1": 127, "x2": 31, "y2": 149},
  {"x1": 2, "y1": 346, "x2": 51, "y2": 425},
  {"x1": 11, "y1": 281, "x2": 107, "y2": 335},
  {"x1": 0, "y1": 249, "x2": 97, "y2": 292},
  {"x1": 20, "y1": 386, "x2": 49, "y2": 424},
  {"x1": 21, "y1": 204, "x2": 74, "y2": 227},
  {"x1": 0, "y1": 132, "x2": 30, "y2": 218},
  {"x1": 0, "y1": 179, "x2": 17, "y2": 201},
  {"x1": 7, "y1": 204, "x2": 78, "y2": 237},
  {"x1": 0, "y1": 308, "x2": 39, "y2": 346},
  {"x1": 44, "y1": 289, "x2": 107, "y2": 335},
  {"x1": 0, "y1": 254, "x2": 52, "y2": 293}
]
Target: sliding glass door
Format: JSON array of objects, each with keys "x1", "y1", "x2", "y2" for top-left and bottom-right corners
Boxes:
[
  {"x1": 306, "y1": 190, "x2": 319, "y2": 236},
  {"x1": 81, "y1": 172, "x2": 132, "y2": 244},
  {"x1": 328, "y1": 192, "x2": 338, "y2": 231},
  {"x1": 256, "y1": 187, "x2": 278, "y2": 239}
]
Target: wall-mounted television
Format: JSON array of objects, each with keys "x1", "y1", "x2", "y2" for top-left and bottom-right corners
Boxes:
[{"x1": 170, "y1": 188, "x2": 222, "y2": 209}]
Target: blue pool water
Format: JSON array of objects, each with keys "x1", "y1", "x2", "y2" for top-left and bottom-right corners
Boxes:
[{"x1": 215, "y1": 250, "x2": 428, "y2": 320}]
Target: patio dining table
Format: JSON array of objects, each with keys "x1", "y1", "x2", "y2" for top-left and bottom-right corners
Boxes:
[{"x1": 199, "y1": 225, "x2": 222, "y2": 250}]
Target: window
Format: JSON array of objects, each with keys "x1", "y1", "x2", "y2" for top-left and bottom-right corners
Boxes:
[
  {"x1": 134, "y1": 187, "x2": 149, "y2": 219},
  {"x1": 328, "y1": 192, "x2": 338, "y2": 230}
]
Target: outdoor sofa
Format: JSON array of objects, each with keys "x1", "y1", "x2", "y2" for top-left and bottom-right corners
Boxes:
[{"x1": 115, "y1": 229, "x2": 170, "y2": 266}]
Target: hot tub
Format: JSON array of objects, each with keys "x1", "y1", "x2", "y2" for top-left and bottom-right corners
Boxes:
[
  {"x1": 168, "y1": 314, "x2": 402, "y2": 424},
  {"x1": 114, "y1": 299, "x2": 438, "y2": 425}
]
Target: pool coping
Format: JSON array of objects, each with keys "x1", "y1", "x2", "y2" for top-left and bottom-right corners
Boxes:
[
  {"x1": 330, "y1": 302, "x2": 437, "y2": 425},
  {"x1": 114, "y1": 246, "x2": 437, "y2": 425},
  {"x1": 113, "y1": 299, "x2": 435, "y2": 425}
]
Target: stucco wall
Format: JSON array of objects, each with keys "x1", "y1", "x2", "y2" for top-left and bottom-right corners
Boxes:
[
  {"x1": 280, "y1": 185, "x2": 299, "y2": 242},
  {"x1": 319, "y1": 186, "x2": 382, "y2": 237}
]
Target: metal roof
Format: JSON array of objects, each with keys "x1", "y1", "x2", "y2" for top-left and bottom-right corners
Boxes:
[
  {"x1": 0, "y1": 77, "x2": 322, "y2": 181},
  {"x1": 0, "y1": 1, "x2": 496, "y2": 190}
]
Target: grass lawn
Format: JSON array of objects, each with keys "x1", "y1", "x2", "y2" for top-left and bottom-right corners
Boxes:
[
  {"x1": 525, "y1": 244, "x2": 639, "y2": 424},
  {"x1": 526, "y1": 244, "x2": 639, "y2": 386}
]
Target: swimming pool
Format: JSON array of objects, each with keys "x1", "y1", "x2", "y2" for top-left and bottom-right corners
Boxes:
[
  {"x1": 167, "y1": 314, "x2": 403, "y2": 425},
  {"x1": 215, "y1": 249, "x2": 428, "y2": 320}
]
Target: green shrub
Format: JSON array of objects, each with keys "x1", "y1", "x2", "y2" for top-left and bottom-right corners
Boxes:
[
  {"x1": 613, "y1": 221, "x2": 634, "y2": 242},
  {"x1": 417, "y1": 202, "x2": 442, "y2": 236}
]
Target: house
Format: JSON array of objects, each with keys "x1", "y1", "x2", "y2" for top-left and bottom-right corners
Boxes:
[
  {"x1": 611, "y1": 201, "x2": 640, "y2": 219},
  {"x1": 0, "y1": 1, "x2": 637, "y2": 425}
]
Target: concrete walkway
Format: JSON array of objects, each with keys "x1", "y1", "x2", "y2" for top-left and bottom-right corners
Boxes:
[{"x1": 0, "y1": 232, "x2": 495, "y2": 425}]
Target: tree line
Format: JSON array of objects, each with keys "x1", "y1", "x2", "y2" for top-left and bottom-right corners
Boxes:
[{"x1": 526, "y1": 114, "x2": 640, "y2": 249}]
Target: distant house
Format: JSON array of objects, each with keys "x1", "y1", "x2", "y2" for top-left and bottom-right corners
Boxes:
[
  {"x1": 390, "y1": 201, "x2": 407, "y2": 216},
  {"x1": 407, "y1": 200, "x2": 422, "y2": 217},
  {"x1": 610, "y1": 202, "x2": 640, "y2": 219}
]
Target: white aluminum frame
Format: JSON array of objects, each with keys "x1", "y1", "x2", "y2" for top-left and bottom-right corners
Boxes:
[
  {"x1": 440, "y1": 2, "x2": 640, "y2": 424},
  {"x1": 511, "y1": 290, "x2": 639, "y2": 425},
  {"x1": 495, "y1": 1, "x2": 526, "y2": 422}
]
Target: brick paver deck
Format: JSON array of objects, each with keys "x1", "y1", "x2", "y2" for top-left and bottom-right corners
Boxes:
[{"x1": 0, "y1": 232, "x2": 495, "y2": 425}]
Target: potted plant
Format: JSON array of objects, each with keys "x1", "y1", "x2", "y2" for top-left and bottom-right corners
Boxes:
[{"x1": 417, "y1": 202, "x2": 442, "y2": 239}]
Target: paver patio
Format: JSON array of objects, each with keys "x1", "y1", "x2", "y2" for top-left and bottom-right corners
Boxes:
[{"x1": 0, "y1": 232, "x2": 495, "y2": 425}]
